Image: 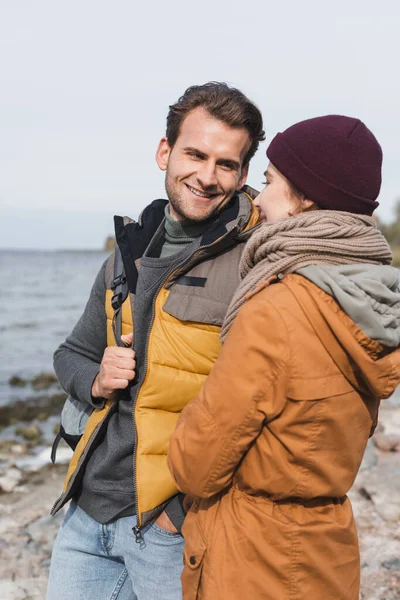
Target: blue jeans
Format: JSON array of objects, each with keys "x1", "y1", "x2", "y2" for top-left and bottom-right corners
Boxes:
[{"x1": 46, "y1": 502, "x2": 184, "y2": 600}]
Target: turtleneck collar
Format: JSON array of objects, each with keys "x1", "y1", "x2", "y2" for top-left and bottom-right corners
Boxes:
[{"x1": 163, "y1": 204, "x2": 213, "y2": 242}]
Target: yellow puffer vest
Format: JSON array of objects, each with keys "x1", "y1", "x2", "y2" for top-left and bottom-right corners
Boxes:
[{"x1": 52, "y1": 189, "x2": 260, "y2": 526}]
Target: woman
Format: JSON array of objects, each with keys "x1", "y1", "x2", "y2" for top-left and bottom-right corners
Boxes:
[{"x1": 167, "y1": 115, "x2": 400, "y2": 600}]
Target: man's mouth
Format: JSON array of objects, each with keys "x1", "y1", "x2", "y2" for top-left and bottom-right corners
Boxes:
[{"x1": 186, "y1": 184, "x2": 218, "y2": 199}]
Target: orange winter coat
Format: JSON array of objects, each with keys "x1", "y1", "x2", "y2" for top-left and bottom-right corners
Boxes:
[{"x1": 168, "y1": 274, "x2": 400, "y2": 600}]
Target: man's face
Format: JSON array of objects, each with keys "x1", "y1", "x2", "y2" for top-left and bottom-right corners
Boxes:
[{"x1": 156, "y1": 107, "x2": 251, "y2": 222}]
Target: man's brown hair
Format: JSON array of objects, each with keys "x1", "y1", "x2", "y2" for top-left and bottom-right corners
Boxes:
[{"x1": 166, "y1": 82, "x2": 265, "y2": 166}]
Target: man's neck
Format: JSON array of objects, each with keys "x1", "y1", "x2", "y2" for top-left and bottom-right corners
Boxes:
[{"x1": 160, "y1": 205, "x2": 213, "y2": 258}]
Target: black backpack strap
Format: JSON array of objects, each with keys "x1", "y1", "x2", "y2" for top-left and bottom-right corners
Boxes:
[
  {"x1": 50, "y1": 431, "x2": 62, "y2": 464},
  {"x1": 110, "y1": 246, "x2": 129, "y2": 346},
  {"x1": 50, "y1": 425, "x2": 83, "y2": 463}
]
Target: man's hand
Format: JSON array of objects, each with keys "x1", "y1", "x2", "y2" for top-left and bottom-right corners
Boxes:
[
  {"x1": 92, "y1": 333, "x2": 135, "y2": 400},
  {"x1": 155, "y1": 510, "x2": 179, "y2": 534}
]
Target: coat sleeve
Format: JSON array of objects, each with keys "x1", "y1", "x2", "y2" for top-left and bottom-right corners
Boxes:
[
  {"x1": 167, "y1": 288, "x2": 290, "y2": 498},
  {"x1": 53, "y1": 258, "x2": 110, "y2": 407}
]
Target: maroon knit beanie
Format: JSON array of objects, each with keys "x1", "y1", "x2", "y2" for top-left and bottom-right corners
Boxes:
[{"x1": 266, "y1": 115, "x2": 382, "y2": 215}]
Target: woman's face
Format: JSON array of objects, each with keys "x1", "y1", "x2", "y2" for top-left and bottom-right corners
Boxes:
[{"x1": 254, "y1": 163, "x2": 303, "y2": 222}]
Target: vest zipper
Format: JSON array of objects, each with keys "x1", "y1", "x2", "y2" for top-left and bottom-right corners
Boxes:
[
  {"x1": 131, "y1": 261, "x2": 177, "y2": 543},
  {"x1": 131, "y1": 229, "x2": 239, "y2": 541}
]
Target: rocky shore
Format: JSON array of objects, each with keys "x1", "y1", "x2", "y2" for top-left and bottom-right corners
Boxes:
[{"x1": 0, "y1": 376, "x2": 399, "y2": 599}]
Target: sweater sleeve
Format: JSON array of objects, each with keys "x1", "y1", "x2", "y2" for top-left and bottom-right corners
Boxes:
[
  {"x1": 167, "y1": 288, "x2": 290, "y2": 498},
  {"x1": 53, "y1": 259, "x2": 110, "y2": 407}
]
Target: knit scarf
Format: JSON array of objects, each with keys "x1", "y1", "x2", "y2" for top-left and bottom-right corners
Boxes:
[{"x1": 220, "y1": 210, "x2": 393, "y2": 341}]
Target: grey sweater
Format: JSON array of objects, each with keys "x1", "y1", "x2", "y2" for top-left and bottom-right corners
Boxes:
[{"x1": 54, "y1": 210, "x2": 210, "y2": 524}]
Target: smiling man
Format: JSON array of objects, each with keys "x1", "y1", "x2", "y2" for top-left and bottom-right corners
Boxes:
[
  {"x1": 158, "y1": 105, "x2": 253, "y2": 222},
  {"x1": 47, "y1": 82, "x2": 264, "y2": 600}
]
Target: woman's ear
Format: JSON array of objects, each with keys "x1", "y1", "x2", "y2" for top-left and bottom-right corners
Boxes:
[
  {"x1": 302, "y1": 198, "x2": 319, "y2": 211},
  {"x1": 155, "y1": 137, "x2": 171, "y2": 171}
]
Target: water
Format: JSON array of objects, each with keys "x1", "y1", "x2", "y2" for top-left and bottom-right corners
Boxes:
[
  {"x1": 0, "y1": 250, "x2": 110, "y2": 405},
  {"x1": 0, "y1": 250, "x2": 399, "y2": 408}
]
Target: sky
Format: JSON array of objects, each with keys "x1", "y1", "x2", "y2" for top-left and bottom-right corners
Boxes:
[{"x1": 1, "y1": 0, "x2": 399, "y2": 250}]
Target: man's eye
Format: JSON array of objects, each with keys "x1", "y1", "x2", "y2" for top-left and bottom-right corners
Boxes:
[{"x1": 220, "y1": 163, "x2": 234, "y2": 171}]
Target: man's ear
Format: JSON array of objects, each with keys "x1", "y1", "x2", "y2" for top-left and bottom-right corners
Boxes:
[
  {"x1": 236, "y1": 162, "x2": 249, "y2": 190},
  {"x1": 156, "y1": 137, "x2": 171, "y2": 171}
]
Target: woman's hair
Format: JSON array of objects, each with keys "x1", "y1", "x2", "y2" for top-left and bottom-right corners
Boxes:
[
  {"x1": 288, "y1": 180, "x2": 305, "y2": 201},
  {"x1": 286, "y1": 179, "x2": 319, "y2": 215}
]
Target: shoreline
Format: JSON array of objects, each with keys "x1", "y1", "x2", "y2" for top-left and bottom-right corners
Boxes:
[{"x1": 0, "y1": 404, "x2": 399, "y2": 599}]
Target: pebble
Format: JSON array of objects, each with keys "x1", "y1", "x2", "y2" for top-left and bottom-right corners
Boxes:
[
  {"x1": 14, "y1": 445, "x2": 72, "y2": 473},
  {"x1": 0, "y1": 468, "x2": 23, "y2": 493},
  {"x1": 359, "y1": 439, "x2": 378, "y2": 471},
  {"x1": 381, "y1": 558, "x2": 400, "y2": 571},
  {"x1": 373, "y1": 432, "x2": 400, "y2": 452},
  {"x1": 358, "y1": 457, "x2": 400, "y2": 522},
  {"x1": 0, "y1": 401, "x2": 398, "y2": 599}
]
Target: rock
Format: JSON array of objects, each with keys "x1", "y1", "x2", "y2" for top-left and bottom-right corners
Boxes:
[
  {"x1": 0, "y1": 465, "x2": 67, "y2": 599},
  {"x1": 10, "y1": 445, "x2": 26, "y2": 456},
  {"x1": 14, "y1": 424, "x2": 42, "y2": 442},
  {"x1": 0, "y1": 440, "x2": 18, "y2": 452},
  {"x1": 388, "y1": 387, "x2": 400, "y2": 408},
  {"x1": 0, "y1": 581, "x2": 30, "y2": 600},
  {"x1": 8, "y1": 376, "x2": 27, "y2": 388},
  {"x1": 31, "y1": 372, "x2": 58, "y2": 391},
  {"x1": 372, "y1": 432, "x2": 400, "y2": 452},
  {"x1": 381, "y1": 558, "x2": 400, "y2": 571},
  {"x1": 14, "y1": 445, "x2": 72, "y2": 473},
  {"x1": 0, "y1": 515, "x2": 18, "y2": 535},
  {"x1": 0, "y1": 392, "x2": 66, "y2": 427},
  {"x1": 13, "y1": 485, "x2": 29, "y2": 494},
  {"x1": 25, "y1": 511, "x2": 64, "y2": 550},
  {"x1": 14, "y1": 454, "x2": 49, "y2": 473},
  {"x1": 359, "y1": 439, "x2": 378, "y2": 471},
  {"x1": 0, "y1": 468, "x2": 23, "y2": 493},
  {"x1": 36, "y1": 412, "x2": 49, "y2": 422},
  {"x1": 358, "y1": 456, "x2": 400, "y2": 522},
  {"x1": 0, "y1": 537, "x2": 9, "y2": 550},
  {"x1": 40, "y1": 558, "x2": 51, "y2": 568},
  {"x1": 0, "y1": 578, "x2": 49, "y2": 600}
]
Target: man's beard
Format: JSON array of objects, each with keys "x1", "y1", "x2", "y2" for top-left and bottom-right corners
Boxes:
[{"x1": 165, "y1": 175, "x2": 227, "y2": 223}]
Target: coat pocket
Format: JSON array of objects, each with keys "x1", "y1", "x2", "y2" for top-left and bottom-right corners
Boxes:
[
  {"x1": 181, "y1": 515, "x2": 207, "y2": 600},
  {"x1": 163, "y1": 288, "x2": 228, "y2": 327},
  {"x1": 287, "y1": 373, "x2": 355, "y2": 401}
]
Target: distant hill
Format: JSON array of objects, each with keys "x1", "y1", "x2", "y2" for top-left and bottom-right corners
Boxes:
[{"x1": 104, "y1": 236, "x2": 116, "y2": 252}]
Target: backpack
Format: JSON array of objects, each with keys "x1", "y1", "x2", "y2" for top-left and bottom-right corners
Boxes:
[{"x1": 51, "y1": 246, "x2": 129, "y2": 462}]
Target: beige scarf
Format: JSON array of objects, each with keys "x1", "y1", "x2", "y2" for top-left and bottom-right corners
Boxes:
[{"x1": 221, "y1": 210, "x2": 393, "y2": 341}]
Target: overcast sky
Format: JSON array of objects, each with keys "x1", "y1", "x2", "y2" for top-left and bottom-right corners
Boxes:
[{"x1": 1, "y1": 0, "x2": 399, "y2": 249}]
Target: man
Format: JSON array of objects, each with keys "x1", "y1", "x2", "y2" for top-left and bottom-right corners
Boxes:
[{"x1": 47, "y1": 82, "x2": 264, "y2": 600}]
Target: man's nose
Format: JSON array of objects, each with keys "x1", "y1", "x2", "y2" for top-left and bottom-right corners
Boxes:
[{"x1": 197, "y1": 162, "x2": 218, "y2": 189}]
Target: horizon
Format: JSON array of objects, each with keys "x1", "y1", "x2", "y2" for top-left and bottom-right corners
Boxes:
[{"x1": 1, "y1": 1, "x2": 399, "y2": 250}]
